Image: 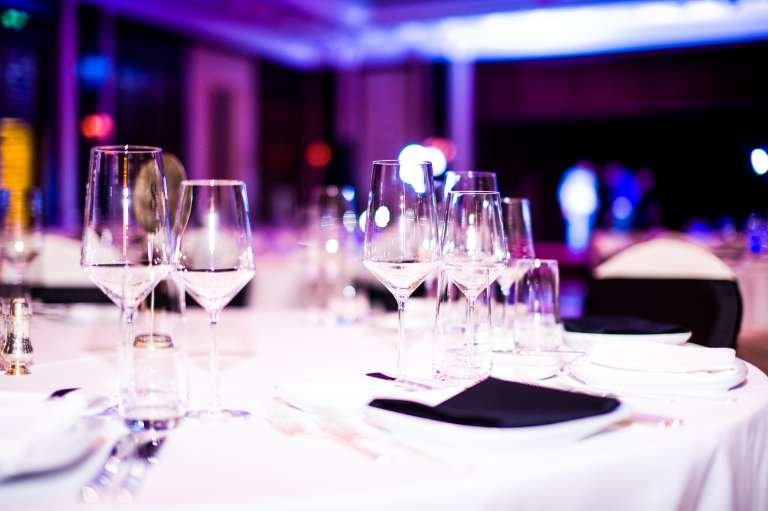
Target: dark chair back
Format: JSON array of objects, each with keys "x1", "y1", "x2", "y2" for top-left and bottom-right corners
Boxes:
[{"x1": 584, "y1": 277, "x2": 742, "y2": 348}]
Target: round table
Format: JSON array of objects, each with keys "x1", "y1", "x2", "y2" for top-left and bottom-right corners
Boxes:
[{"x1": 2, "y1": 306, "x2": 768, "y2": 511}]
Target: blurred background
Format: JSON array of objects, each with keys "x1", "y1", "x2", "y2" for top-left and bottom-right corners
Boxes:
[{"x1": 2, "y1": 0, "x2": 768, "y2": 321}]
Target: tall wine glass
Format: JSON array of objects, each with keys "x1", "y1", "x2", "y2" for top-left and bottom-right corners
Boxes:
[
  {"x1": 362, "y1": 160, "x2": 439, "y2": 384},
  {"x1": 436, "y1": 170, "x2": 499, "y2": 317},
  {"x1": 442, "y1": 191, "x2": 508, "y2": 355},
  {"x1": 173, "y1": 180, "x2": 255, "y2": 420},
  {"x1": 81, "y1": 146, "x2": 172, "y2": 409},
  {"x1": 1, "y1": 188, "x2": 43, "y2": 287},
  {"x1": 498, "y1": 197, "x2": 535, "y2": 335}
]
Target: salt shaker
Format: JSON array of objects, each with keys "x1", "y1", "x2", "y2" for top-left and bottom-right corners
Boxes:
[{"x1": 2, "y1": 297, "x2": 33, "y2": 375}]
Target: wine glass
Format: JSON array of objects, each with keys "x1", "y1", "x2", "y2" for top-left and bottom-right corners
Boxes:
[
  {"x1": 436, "y1": 170, "x2": 499, "y2": 321},
  {"x1": 438, "y1": 171, "x2": 497, "y2": 226},
  {"x1": 81, "y1": 146, "x2": 172, "y2": 414},
  {"x1": 362, "y1": 160, "x2": 439, "y2": 384},
  {"x1": 1, "y1": 187, "x2": 43, "y2": 287},
  {"x1": 497, "y1": 197, "x2": 535, "y2": 341},
  {"x1": 173, "y1": 179, "x2": 255, "y2": 420},
  {"x1": 442, "y1": 191, "x2": 508, "y2": 357}
]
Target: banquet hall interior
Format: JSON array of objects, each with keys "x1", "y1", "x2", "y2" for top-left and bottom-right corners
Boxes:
[{"x1": 1, "y1": 0, "x2": 768, "y2": 509}]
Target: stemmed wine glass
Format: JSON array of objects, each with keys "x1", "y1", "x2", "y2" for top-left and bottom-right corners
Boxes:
[
  {"x1": 173, "y1": 180, "x2": 255, "y2": 420},
  {"x1": 362, "y1": 160, "x2": 439, "y2": 384},
  {"x1": 81, "y1": 146, "x2": 172, "y2": 409},
  {"x1": 442, "y1": 191, "x2": 508, "y2": 355},
  {"x1": 435, "y1": 170, "x2": 499, "y2": 313},
  {"x1": 1, "y1": 187, "x2": 43, "y2": 288},
  {"x1": 498, "y1": 197, "x2": 535, "y2": 337}
]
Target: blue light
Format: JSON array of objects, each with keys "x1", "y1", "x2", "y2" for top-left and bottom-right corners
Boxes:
[
  {"x1": 558, "y1": 165, "x2": 599, "y2": 251},
  {"x1": 751, "y1": 148, "x2": 768, "y2": 175},
  {"x1": 341, "y1": 185, "x2": 355, "y2": 202},
  {"x1": 558, "y1": 167, "x2": 599, "y2": 218},
  {"x1": 78, "y1": 55, "x2": 111, "y2": 87},
  {"x1": 612, "y1": 196, "x2": 633, "y2": 220}
]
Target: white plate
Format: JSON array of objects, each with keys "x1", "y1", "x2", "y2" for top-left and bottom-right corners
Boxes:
[
  {"x1": 563, "y1": 330, "x2": 692, "y2": 351},
  {"x1": 565, "y1": 358, "x2": 747, "y2": 394},
  {"x1": 364, "y1": 402, "x2": 632, "y2": 450}
]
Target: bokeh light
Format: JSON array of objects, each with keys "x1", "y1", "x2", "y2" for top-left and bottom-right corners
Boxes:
[
  {"x1": 399, "y1": 143, "x2": 447, "y2": 176},
  {"x1": 751, "y1": 148, "x2": 768, "y2": 175},
  {"x1": 306, "y1": 141, "x2": 332, "y2": 168},
  {"x1": 80, "y1": 113, "x2": 114, "y2": 140}
]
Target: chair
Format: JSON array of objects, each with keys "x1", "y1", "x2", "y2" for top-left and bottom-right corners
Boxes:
[{"x1": 584, "y1": 238, "x2": 742, "y2": 348}]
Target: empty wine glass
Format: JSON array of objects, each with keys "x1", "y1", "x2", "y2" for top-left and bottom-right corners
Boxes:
[
  {"x1": 442, "y1": 191, "x2": 508, "y2": 362},
  {"x1": 1, "y1": 187, "x2": 43, "y2": 287},
  {"x1": 81, "y1": 146, "x2": 172, "y2": 415},
  {"x1": 173, "y1": 179, "x2": 255, "y2": 420},
  {"x1": 435, "y1": 170, "x2": 499, "y2": 330},
  {"x1": 362, "y1": 160, "x2": 439, "y2": 384},
  {"x1": 497, "y1": 197, "x2": 535, "y2": 347}
]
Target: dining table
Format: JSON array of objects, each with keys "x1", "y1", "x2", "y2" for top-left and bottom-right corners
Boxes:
[{"x1": 2, "y1": 303, "x2": 767, "y2": 511}]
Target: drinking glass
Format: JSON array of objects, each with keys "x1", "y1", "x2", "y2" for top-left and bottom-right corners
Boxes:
[
  {"x1": 513, "y1": 259, "x2": 563, "y2": 351},
  {"x1": 362, "y1": 160, "x2": 439, "y2": 384},
  {"x1": 434, "y1": 276, "x2": 493, "y2": 384},
  {"x1": 442, "y1": 191, "x2": 508, "y2": 362},
  {"x1": 173, "y1": 179, "x2": 255, "y2": 420},
  {"x1": 81, "y1": 146, "x2": 172, "y2": 414},
  {"x1": 1, "y1": 188, "x2": 43, "y2": 287},
  {"x1": 497, "y1": 197, "x2": 535, "y2": 349}
]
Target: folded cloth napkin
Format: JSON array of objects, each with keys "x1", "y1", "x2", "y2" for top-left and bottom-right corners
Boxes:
[
  {"x1": 0, "y1": 392, "x2": 86, "y2": 465},
  {"x1": 587, "y1": 341, "x2": 736, "y2": 373},
  {"x1": 564, "y1": 316, "x2": 689, "y2": 335},
  {"x1": 368, "y1": 377, "x2": 620, "y2": 428}
]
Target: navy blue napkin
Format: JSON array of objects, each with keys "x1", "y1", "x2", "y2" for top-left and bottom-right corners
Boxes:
[
  {"x1": 564, "y1": 315, "x2": 688, "y2": 335},
  {"x1": 368, "y1": 377, "x2": 620, "y2": 428}
]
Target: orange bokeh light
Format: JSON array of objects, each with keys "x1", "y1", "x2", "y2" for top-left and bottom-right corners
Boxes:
[
  {"x1": 306, "y1": 141, "x2": 332, "y2": 168},
  {"x1": 80, "y1": 113, "x2": 114, "y2": 140}
]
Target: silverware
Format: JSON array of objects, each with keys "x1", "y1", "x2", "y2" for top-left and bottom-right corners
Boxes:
[
  {"x1": 81, "y1": 434, "x2": 136, "y2": 503},
  {"x1": 269, "y1": 398, "x2": 383, "y2": 460},
  {"x1": 48, "y1": 387, "x2": 81, "y2": 400},
  {"x1": 270, "y1": 397, "x2": 458, "y2": 468},
  {"x1": 114, "y1": 437, "x2": 166, "y2": 502}
]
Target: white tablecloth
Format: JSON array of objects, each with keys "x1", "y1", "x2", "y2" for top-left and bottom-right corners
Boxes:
[{"x1": 2, "y1": 307, "x2": 768, "y2": 511}]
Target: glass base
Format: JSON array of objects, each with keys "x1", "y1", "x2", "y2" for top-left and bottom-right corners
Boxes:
[
  {"x1": 125, "y1": 416, "x2": 183, "y2": 432},
  {"x1": 185, "y1": 409, "x2": 251, "y2": 421}
]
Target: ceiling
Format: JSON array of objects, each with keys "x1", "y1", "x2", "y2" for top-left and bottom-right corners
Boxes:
[{"x1": 82, "y1": 0, "x2": 768, "y2": 67}]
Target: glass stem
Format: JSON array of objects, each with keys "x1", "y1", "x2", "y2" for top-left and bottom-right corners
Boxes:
[
  {"x1": 466, "y1": 297, "x2": 477, "y2": 354},
  {"x1": 208, "y1": 311, "x2": 222, "y2": 415},
  {"x1": 120, "y1": 308, "x2": 135, "y2": 404},
  {"x1": 396, "y1": 298, "x2": 407, "y2": 382},
  {"x1": 500, "y1": 286, "x2": 510, "y2": 331}
]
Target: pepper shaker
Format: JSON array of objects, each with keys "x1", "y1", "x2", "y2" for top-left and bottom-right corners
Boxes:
[{"x1": 2, "y1": 297, "x2": 33, "y2": 375}]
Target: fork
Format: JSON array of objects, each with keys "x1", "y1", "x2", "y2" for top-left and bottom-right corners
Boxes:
[
  {"x1": 81, "y1": 434, "x2": 136, "y2": 502},
  {"x1": 113, "y1": 436, "x2": 166, "y2": 502},
  {"x1": 267, "y1": 398, "x2": 383, "y2": 460}
]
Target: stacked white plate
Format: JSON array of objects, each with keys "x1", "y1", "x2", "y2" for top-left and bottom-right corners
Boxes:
[{"x1": 563, "y1": 342, "x2": 747, "y2": 394}]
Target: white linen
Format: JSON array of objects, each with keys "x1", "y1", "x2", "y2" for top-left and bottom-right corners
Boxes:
[
  {"x1": 0, "y1": 308, "x2": 767, "y2": 511},
  {"x1": 563, "y1": 330, "x2": 692, "y2": 350},
  {"x1": 566, "y1": 358, "x2": 747, "y2": 394},
  {"x1": 587, "y1": 342, "x2": 737, "y2": 373},
  {"x1": 0, "y1": 392, "x2": 94, "y2": 479}
]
